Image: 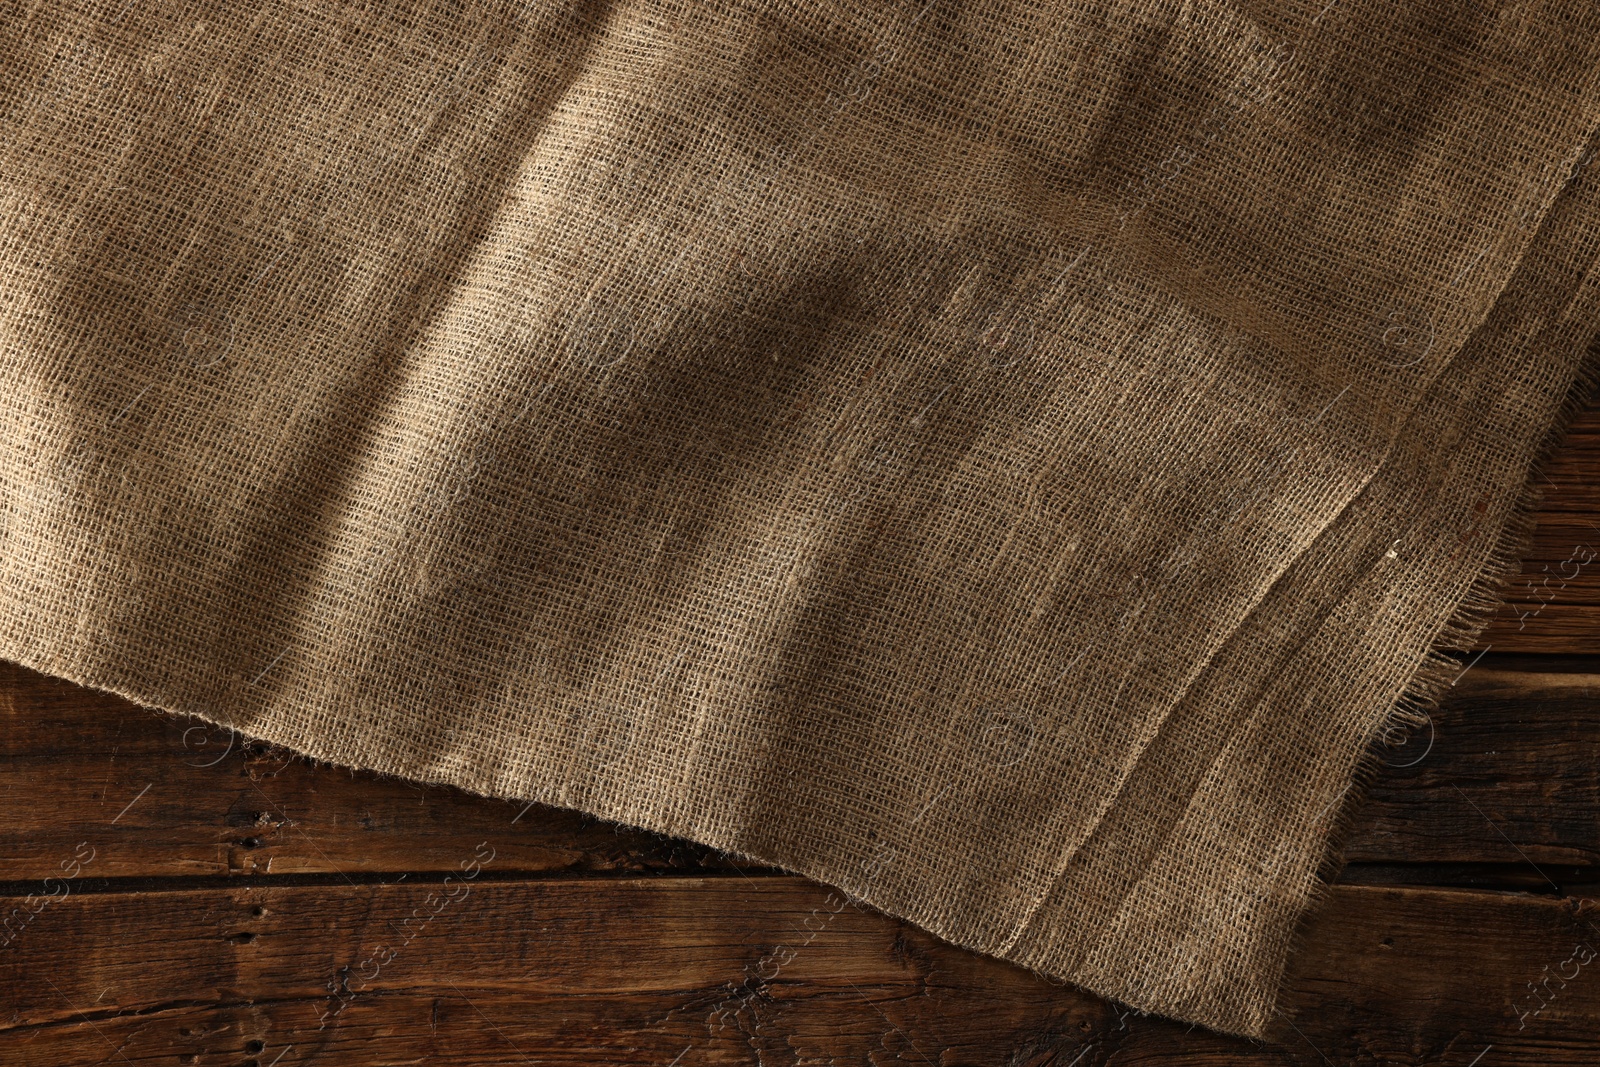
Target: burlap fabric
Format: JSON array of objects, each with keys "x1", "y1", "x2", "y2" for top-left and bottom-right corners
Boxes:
[{"x1": 3, "y1": 0, "x2": 1599, "y2": 1038}]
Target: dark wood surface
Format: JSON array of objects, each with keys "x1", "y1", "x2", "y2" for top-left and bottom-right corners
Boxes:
[{"x1": 1, "y1": 403, "x2": 1596, "y2": 1065}]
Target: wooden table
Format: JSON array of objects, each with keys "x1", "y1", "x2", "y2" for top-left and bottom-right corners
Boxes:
[{"x1": 2, "y1": 401, "x2": 1596, "y2": 1066}]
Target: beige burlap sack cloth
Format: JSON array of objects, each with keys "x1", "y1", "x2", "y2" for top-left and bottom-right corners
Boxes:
[{"x1": 3, "y1": 0, "x2": 1599, "y2": 1038}]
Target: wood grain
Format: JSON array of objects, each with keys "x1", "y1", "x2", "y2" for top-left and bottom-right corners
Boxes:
[
  {"x1": 1484, "y1": 405, "x2": 1600, "y2": 651},
  {"x1": 0, "y1": 660, "x2": 734, "y2": 881},
  {"x1": 1, "y1": 877, "x2": 1595, "y2": 1065},
  {"x1": 1342, "y1": 664, "x2": 1600, "y2": 870}
]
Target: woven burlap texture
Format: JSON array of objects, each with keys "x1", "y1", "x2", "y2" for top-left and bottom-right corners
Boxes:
[{"x1": 4, "y1": 0, "x2": 1600, "y2": 1038}]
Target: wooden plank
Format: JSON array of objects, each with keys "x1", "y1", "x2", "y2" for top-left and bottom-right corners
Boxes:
[
  {"x1": 1341, "y1": 664, "x2": 1600, "y2": 870},
  {"x1": 0, "y1": 876, "x2": 1100, "y2": 1066},
  {"x1": 1483, "y1": 602, "x2": 1600, "y2": 653},
  {"x1": 4, "y1": 656, "x2": 1598, "y2": 880},
  {"x1": 0, "y1": 877, "x2": 1595, "y2": 1064},
  {"x1": 1483, "y1": 399, "x2": 1600, "y2": 652},
  {"x1": 1275, "y1": 884, "x2": 1600, "y2": 1066},
  {"x1": 0, "y1": 660, "x2": 733, "y2": 880}
]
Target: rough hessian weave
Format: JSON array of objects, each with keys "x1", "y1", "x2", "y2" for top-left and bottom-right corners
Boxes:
[{"x1": 3, "y1": 0, "x2": 1599, "y2": 1037}]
